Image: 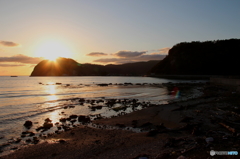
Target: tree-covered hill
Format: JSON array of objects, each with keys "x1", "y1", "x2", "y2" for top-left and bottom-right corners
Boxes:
[{"x1": 151, "y1": 39, "x2": 240, "y2": 75}]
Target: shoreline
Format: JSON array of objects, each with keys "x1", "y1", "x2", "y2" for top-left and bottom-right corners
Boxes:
[{"x1": 2, "y1": 82, "x2": 240, "y2": 158}]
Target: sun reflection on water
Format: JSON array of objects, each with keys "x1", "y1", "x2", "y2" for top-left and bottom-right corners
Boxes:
[
  {"x1": 46, "y1": 84, "x2": 58, "y2": 101},
  {"x1": 48, "y1": 110, "x2": 60, "y2": 124}
]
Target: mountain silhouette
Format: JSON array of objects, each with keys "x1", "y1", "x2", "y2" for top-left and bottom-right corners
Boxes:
[{"x1": 30, "y1": 57, "x2": 159, "y2": 76}]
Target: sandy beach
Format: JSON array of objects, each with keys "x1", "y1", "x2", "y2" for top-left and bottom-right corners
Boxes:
[{"x1": 1, "y1": 82, "x2": 240, "y2": 159}]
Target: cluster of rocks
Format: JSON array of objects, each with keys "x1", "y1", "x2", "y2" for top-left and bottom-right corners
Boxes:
[
  {"x1": 38, "y1": 82, "x2": 72, "y2": 87},
  {"x1": 68, "y1": 97, "x2": 155, "y2": 113},
  {"x1": 17, "y1": 96, "x2": 160, "y2": 148},
  {"x1": 96, "y1": 82, "x2": 163, "y2": 87},
  {"x1": 81, "y1": 98, "x2": 154, "y2": 113},
  {"x1": 38, "y1": 82, "x2": 169, "y2": 87},
  {"x1": 19, "y1": 114, "x2": 93, "y2": 146}
]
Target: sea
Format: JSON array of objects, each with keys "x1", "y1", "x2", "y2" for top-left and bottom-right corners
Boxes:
[{"x1": 0, "y1": 76, "x2": 206, "y2": 155}]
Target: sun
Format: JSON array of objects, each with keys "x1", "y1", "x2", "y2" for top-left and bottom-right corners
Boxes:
[{"x1": 34, "y1": 39, "x2": 73, "y2": 61}]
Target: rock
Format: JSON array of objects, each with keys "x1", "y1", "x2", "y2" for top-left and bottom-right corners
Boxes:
[
  {"x1": 29, "y1": 132, "x2": 35, "y2": 136},
  {"x1": 55, "y1": 83, "x2": 62, "y2": 85},
  {"x1": 115, "y1": 123, "x2": 126, "y2": 128},
  {"x1": 70, "y1": 119, "x2": 77, "y2": 124},
  {"x1": 23, "y1": 120, "x2": 33, "y2": 128},
  {"x1": 69, "y1": 105, "x2": 75, "y2": 108},
  {"x1": 78, "y1": 115, "x2": 91, "y2": 123},
  {"x1": 15, "y1": 138, "x2": 21, "y2": 143},
  {"x1": 26, "y1": 139, "x2": 32, "y2": 143},
  {"x1": 32, "y1": 137, "x2": 39, "y2": 144},
  {"x1": 33, "y1": 139, "x2": 39, "y2": 144},
  {"x1": 69, "y1": 115, "x2": 78, "y2": 119},
  {"x1": 97, "y1": 83, "x2": 108, "y2": 86},
  {"x1": 90, "y1": 106, "x2": 103, "y2": 111},
  {"x1": 79, "y1": 98, "x2": 85, "y2": 102},
  {"x1": 45, "y1": 118, "x2": 52, "y2": 122},
  {"x1": 177, "y1": 155, "x2": 187, "y2": 159},
  {"x1": 10, "y1": 147, "x2": 18, "y2": 150},
  {"x1": 43, "y1": 122, "x2": 53, "y2": 129},
  {"x1": 124, "y1": 82, "x2": 130, "y2": 85},
  {"x1": 21, "y1": 134, "x2": 26, "y2": 138},
  {"x1": 22, "y1": 132, "x2": 28, "y2": 135},
  {"x1": 205, "y1": 137, "x2": 214, "y2": 143},
  {"x1": 60, "y1": 118, "x2": 67, "y2": 122},
  {"x1": 59, "y1": 139, "x2": 66, "y2": 143},
  {"x1": 62, "y1": 126, "x2": 71, "y2": 131},
  {"x1": 36, "y1": 126, "x2": 44, "y2": 131}
]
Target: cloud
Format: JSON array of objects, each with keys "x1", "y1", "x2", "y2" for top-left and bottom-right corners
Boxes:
[
  {"x1": 0, "y1": 54, "x2": 43, "y2": 64},
  {"x1": 94, "y1": 58, "x2": 137, "y2": 64},
  {"x1": 30, "y1": 64, "x2": 37, "y2": 67},
  {"x1": 94, "y1": 54, "x2": 166, "y2": 64},
  {"x1": 0, "y1": 64, "x2": 25, "y2": 67},
  {"x1": 87, "y1": 52, "x2": 108, "y2": 56},
  {"x1": 93, "y1": 48, "x2": 169, "y2": 64},
  {"x1": 0, "y1": 41, "x2": 20, "y2": 47},
  {"x1": 158, "y1": 47, "x2": 171, "y2": 54},
  {"x1": 94, "y1": 58, "x2": 125, "y2": 63},
  {"x1": 114, "y1": 50, "x2": 146, "y2": 58}
]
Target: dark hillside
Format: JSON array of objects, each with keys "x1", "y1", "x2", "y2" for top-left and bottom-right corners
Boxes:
[
  {"x1": 30, "y1": 57, "x2": 160, "y2": 76},
  {"x1": 151, "y1": 39, "x2": 240, "y2": 75}
]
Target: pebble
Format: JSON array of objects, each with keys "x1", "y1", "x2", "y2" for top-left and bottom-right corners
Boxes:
[{"x1": 205, "y1": 137, "x2": 214, "y2": 143}]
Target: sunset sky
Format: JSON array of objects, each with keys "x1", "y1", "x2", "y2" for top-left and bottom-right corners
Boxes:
[{"x1": 1, "y1": 0, "x2": 240, "y2": 75}]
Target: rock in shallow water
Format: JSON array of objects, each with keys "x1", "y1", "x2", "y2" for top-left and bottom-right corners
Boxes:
[
  {"x1": 23, "y1": 120, "x2": 33, "y2": 128},
  {"x1": 78, "y1": 115, "x2": 91, "y2": 123}
]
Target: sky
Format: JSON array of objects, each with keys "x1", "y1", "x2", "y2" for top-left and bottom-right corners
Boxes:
[{"x1": 0, "y1": 0, "x2": 240, "y2": 75}]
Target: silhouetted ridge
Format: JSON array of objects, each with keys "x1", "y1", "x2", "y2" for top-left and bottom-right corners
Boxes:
[
  {"x1": 30, "y1": 57, "x2": 159, "y2": 76},
  {"x1": 151, "y1": 39, "x2": 240, "y2": 75}
]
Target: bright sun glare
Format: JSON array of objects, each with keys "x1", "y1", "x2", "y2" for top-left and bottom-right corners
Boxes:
[{"x1": 35, "y1": 40, "x2": 73, "y2": 61}]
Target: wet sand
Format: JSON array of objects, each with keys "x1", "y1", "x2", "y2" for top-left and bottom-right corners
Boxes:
[{"x1": 2, "y1": 83, "x2": 240, "y2": 159}]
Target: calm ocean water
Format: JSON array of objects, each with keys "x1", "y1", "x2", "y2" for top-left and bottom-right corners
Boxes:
[{"x1": 0, "y1": 76, "x2": 204, "y2": 155}]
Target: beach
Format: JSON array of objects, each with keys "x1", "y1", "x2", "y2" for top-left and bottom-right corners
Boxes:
[{"x1": 1, "y1": 82, "x2": 239, "y2": 159}]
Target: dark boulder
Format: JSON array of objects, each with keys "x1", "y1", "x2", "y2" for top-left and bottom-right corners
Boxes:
[
  {"x1": 78, "y1": 115, "x2": 91, "y2": 123},
  {"x1": 59, "y1": 118, "x2": 67, "y2": 122},
  {"x1": 43, "y1": 122, "x2": 53, "y2": 129},
  {"x1": 69, "y1": 115, "x2": 78, "y2": 119},
  {"x1": 97, "y1": 83, "x2": 109, "y2": 86},
  {"x1": 23, "y1": 120, "x2": 33, "y2": 128}
]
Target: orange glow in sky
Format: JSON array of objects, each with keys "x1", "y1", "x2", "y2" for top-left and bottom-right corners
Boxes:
[{"x1": 34, "y1": 39, "x2": 74, "y2": 61}]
